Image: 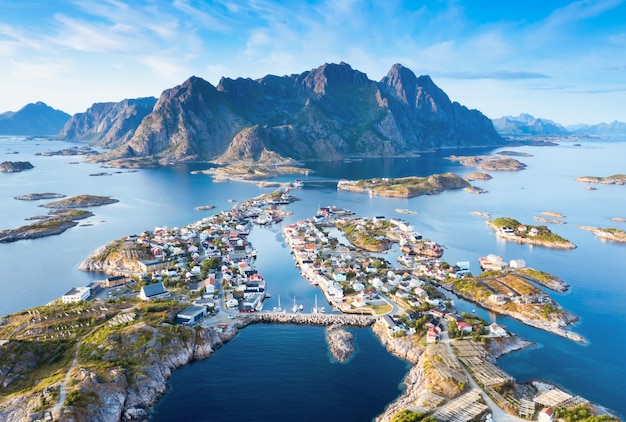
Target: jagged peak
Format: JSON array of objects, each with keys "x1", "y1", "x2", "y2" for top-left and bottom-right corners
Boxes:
[
  {"x1": 384, "y1": 63, "x2": 419, "y2": 86},
  {"x1": 298, "y1": 62, "x2": 369, "y2": 94}
]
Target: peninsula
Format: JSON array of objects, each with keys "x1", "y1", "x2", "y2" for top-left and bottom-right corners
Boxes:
[
  {"x1": 336, "y1": 173, "x2": 470, "y2": 198},
  {"x1": 487, "y1": 217, "x2": 576, "y2": 249},
  {"x1": 436, "y1": 270, "x2": 582, "y2": 342}
]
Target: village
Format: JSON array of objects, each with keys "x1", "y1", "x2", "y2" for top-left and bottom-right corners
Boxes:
[{"x1": 24, "y1": 185, "x2": 600, "y2": 422}]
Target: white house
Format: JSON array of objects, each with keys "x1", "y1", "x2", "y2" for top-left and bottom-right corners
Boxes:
[
  {"x1": 62, "y1": 287, "x2": 91, "y2": 304},
  {"x1": 489, "y1": 322, "x2": 509, "y2": 337},
  {"x1": 139, "y1": 282, "x2": 170, "y2": 301}
]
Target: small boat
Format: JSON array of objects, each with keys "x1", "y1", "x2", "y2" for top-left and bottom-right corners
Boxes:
[
  {"x1": 292, "y1": 296, "x2": 298, "y2": 313},
  {"x1": 298, "y1": 304, "x2": 303, "y2": 311},
  {"x1": 320, "y1": 306, "x2": 325, "y2": 313},
  {"x1": 312, "y1": 295, "x2": 319, "y2": 313}
]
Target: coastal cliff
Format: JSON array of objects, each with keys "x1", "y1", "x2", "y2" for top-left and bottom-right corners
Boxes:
[
  {"x1": 0, "y1": 322, "x2": 238, "y2": 422},
  {"x1": 372, "y1": 320, "x2": 467, "y2": 421}
]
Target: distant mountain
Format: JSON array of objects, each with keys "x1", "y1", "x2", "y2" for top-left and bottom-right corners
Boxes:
[
  {"x1": 75, "y1": 62, "x2": 504, "y2": 165},
  {"x1": 567, "y1": 121, "x2": 626, "y2": 135},
  {"x1": 58, "y1": 97, "x2": 157, "y2": 147},
  {"x1": 0, "y1": 102, "x2": 70, "y2": 136},
  {"x1": 491, "y1": 113, "x2": 569, "y2": 136}
]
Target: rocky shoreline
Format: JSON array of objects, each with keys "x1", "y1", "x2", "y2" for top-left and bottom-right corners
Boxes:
[{"x1": 440, "y1": 281, "x2": 585, "y2": 343}]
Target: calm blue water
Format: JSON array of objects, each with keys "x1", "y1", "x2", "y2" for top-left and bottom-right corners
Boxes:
[
  {"x1": 1, "y1": 136, "x2": 626, "y2": 419},
  {"x1": 150, "y1": 325, "x2": 409, "y2": 422}
]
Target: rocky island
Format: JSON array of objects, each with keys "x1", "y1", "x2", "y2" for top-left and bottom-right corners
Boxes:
[
  {"x1": 487, "y1": 217, "x2": 576, "y2": 249},
  {"x1": 326, "y1": 325, "x2": 355, "y2": 362},
  {"x1": 446, "y1": 155, "x2": 527, "y2": 171},
  {"x1": 575, "y1": 174, "x2": 626, "y2": 185},
  {"x1": 337, "y1": 173, "x2": 470, "y2": 198},
  {"x1": 465, "y1": 171, "x2": 492, "y2": 181},
  {"x1": 0, "y1": 209, "x2": 93, "y2": 243},
  {"x1": 14, "y1": 193, "x2": 67, "y2": 201},
  {"x1": 41, "y1": 195, "x2": 119, "y2": 209},
  {"x1": 578, "y1": 226, "x2": 626, "y2": 242},
  {"x1": 0, "y1": 161, "x2": 34, "y2": 172}
]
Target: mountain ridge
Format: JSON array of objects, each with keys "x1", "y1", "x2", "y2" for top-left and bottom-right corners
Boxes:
[
  {"x1": 0, "y1": 102, "x2": 70, "y2": 136},
  {"x1": 59, "y1": 62, "x2": 506, "y2": 166}
]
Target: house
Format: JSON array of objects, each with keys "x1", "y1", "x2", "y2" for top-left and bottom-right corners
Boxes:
[
  {"x1": 62, "y1": 287, "x2": 90, "y2": 304},
  {"x1": 489, "y1": 322, "x2": 509, "y2": 337},
  {"x1": 509, "y1": 259, "x2": 526, "y2": 269},
  {"x1": 489, "y1": 294, "x2": 508, "y2": 306},
  {"x1": 176, "y1": 305, "x2": 207, "y2": 325},
  {"x1": 139, "y1": 282, "x2": 170, "y2": 301},
  {"x1": 426, "y1": 326, "x2": 441, "y2": 343},
  {"x1": 479, "y1": 254, "x2": 508, "y2": 271},
  {"x1": 105, "y1": 275, "x2": 127, "y2": 288},
  {"x1": 538, "y1": 407, "x2": 555, "y2": 422},
  {"x1": 457, "y1": 321, "x2": 473, "y2": 334}
]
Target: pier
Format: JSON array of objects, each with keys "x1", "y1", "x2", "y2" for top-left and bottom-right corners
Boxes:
[{"x1": 241, "y1": 311, "x2": 375, "y2": 327}]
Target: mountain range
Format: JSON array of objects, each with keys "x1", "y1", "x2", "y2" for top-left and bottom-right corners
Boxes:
[
  {"x1": 491, "y1": 113, "x2": 569, "y2": 136},
  {"x1": 0, "y1": 102, "x2": 70, "y2": 136},
  {"x1": 492, "y1": 113, "x2": 626, "y2": 136},
  {"x1": 57, "y1": 62, "x2": 505, "y2": 165},
  {"x1": 5, "y1": 63, "x2": 625, "y2": 165}
]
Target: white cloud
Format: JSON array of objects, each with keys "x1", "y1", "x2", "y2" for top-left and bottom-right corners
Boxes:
[
  {"x1": 52, "y1": 13, "x2": 138, "y2": 53},
  {"x1": 10, "y1": 59, "x2": 67, "y2": 79},
  {"x1": 142, "y1": 55, "x2": 189, "y2": 81}
]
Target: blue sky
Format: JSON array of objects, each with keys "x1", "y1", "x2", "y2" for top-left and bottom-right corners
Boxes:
[{"x1": 0, "y1": 0, "x2": 624, "y2": 125}]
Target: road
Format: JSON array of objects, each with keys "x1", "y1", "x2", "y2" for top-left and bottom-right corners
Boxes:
[{"x1": 440, "y1": 330, "x2": 526, "y2": 422}]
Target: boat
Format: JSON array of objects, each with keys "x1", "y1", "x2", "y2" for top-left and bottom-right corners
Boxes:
[
  {"x1": 312, "y1": 295, "x2": 319, "y2": 313},
  {"x1": 292, "y1": 296, "x2": 298, "y2": 313},
  {"x1": 276, "y1": 295, "x2": 282, "y2": 312},
  {"x1": 298, "y1": 304, "x2": 303, "y2": 311},
  {"x1": 320, "y1": 306, "x2": 325, "y2": 313}
]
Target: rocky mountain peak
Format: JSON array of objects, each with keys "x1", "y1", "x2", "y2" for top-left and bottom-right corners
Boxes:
[{"x1": 298, "y1": 62, "x2": 369, "y2": 95}]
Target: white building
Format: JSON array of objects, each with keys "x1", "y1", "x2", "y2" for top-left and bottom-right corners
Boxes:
[{"x1": 62, "y1": 287, "x2": 91, "y2": 304}]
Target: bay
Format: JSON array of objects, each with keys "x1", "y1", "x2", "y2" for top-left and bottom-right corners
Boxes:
[{"x1": 1, "y1": 136, "x2": 625, "y2": 419}]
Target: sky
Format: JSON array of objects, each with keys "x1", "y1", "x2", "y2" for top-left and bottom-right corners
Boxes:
[{"x1": 0, "y1": 0, "x2": 625, "y2": 125}]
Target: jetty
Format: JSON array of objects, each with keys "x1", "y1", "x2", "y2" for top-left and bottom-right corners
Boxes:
[{"x1": 241, "y1": 311, "x2": 375, "y2": 327}]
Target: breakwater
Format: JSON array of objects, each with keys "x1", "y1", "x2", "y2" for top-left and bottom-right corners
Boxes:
[{"x1": 241, "y1": 312, "x2": 375, "y2": 327}]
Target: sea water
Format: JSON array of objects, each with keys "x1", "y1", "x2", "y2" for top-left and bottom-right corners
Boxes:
[{"x1": 1, "y1": 136, "x2": 625, "y2": 419}]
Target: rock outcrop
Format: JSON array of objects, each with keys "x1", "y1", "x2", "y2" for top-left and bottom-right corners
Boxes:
[
  {"x1": 326, "y1": 325, "x2": 355, "y2": 362},
  {"x1": 372, "y1": 320, "x2": 467, "y2": 421},
  {"x1": 0, "y1": 161, "x2": 34, "y2": 172},
  {"x1": 74, "y1": 62, "x2": 503, "y2": 166},
  {"x1": 0, "y1": 323, "x2": 238, "y2": 422}
]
